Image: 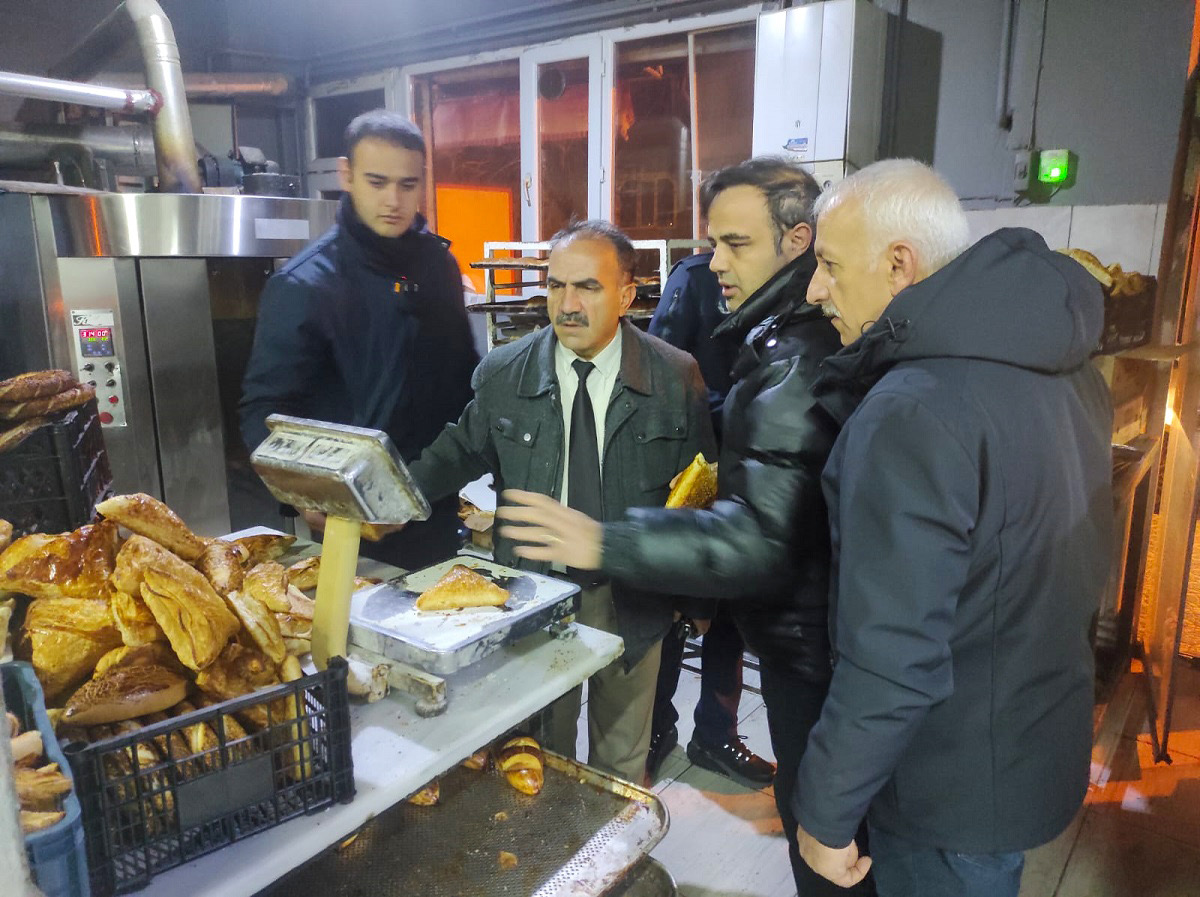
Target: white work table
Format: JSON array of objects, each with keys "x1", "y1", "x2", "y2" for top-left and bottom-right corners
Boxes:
[{"x1": 136, "y1": 621, "x2": 623, "y2": 897}]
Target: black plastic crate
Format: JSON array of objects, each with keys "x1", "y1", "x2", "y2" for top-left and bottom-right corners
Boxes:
[
  {"x1": 1096, "y1": 284, "x2": 1156, "y2": 355},
  {"x1": 2, "y1": 661, "x2": 90, "y2": 897},
  {"x1": 63, "y1": 658, "x2": 354, "y2": 897},
  {"x1": 0, "y1": 399, "x2": 113, "y2": 537}
]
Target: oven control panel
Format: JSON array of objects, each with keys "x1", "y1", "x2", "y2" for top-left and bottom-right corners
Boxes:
[{"x1": 70, "y1": 310, "x2": 127, "y2": 427}]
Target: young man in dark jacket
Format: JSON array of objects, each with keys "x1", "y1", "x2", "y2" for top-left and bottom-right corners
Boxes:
[
  {"x1": 796, "y1": 159, "x2": 1113, "y2": 896},
  {"x1": 239, "y1": 110, "x2": 478, "y2": 569},
  {"x1": 497, "y1": 159, "x2": 864, "y2": 895},
  {"x1": 409, "y1": 221, "x2": 715, "y2": 783},
  {"x1": 645, "y1": 252, "x2": 773, "y2": 785}
]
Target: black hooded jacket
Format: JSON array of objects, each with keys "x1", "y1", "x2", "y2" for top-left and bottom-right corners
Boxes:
[
  {"x1": 793, "y1": 228, "x2": 1114, "y2": 854},
  {"x1": 602, "y1": 251, "x2": 843, "y2": 679},
  {"x1": 239, "y1": 195, "x2": 478, "y2": 461}
]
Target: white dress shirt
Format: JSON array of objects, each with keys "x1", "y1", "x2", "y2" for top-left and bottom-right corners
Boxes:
[{"x1": 554, "y1": 326, "x2": 623, "y2": 506}]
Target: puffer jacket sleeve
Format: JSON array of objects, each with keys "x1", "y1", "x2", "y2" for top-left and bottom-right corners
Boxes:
[
  {"x1": 407, "y1": 358, "x2": 498, "y2": 504},
  {"x1": 791, "y1": 391, "x2": 977, "y2": 848},
  {"x1": 601, "y1": 350, "x2": 831, "y2": 601}
]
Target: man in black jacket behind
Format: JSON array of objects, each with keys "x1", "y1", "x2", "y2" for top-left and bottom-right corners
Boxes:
[
  {"x1": 239, "y1": 110, "x2": 478, "y2": 569},
  {"x1": 498, "y1": 159, "x2": 867, "y2": 895},
  {"x1": 645, "y1": 252, "x2": 773, "y2": 786},
  {"x1": 795, "y1": 159, "x2": 1112, "y2": 896}
]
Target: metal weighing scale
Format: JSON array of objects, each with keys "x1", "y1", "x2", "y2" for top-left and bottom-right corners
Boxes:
[{"x1": 250, "y1": 415, "x2": 581, "y2": 716}]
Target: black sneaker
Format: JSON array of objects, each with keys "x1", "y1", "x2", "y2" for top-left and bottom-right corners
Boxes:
[
  {"x1": 686, "y1": 736, "x2": 775, "y2": 785},
  {"x1": 646, "y1": 724, "x2": 679, "y2": 779}
]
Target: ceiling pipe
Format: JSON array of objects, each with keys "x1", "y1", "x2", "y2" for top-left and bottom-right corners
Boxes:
[
  {"x1": 50, "y1": 0, "x2": 200, "y2": 192},
  {"x1": 0, "y1": 70, "x2": 159, "y2": 115},
  {"x1": 96, "y1": 72, "x2": 292, "y2": 98}
]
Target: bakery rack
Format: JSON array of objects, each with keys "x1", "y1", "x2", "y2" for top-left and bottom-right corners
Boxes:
[{"x1": 469, "y1": 239, "x2": 708, "y2": 349}]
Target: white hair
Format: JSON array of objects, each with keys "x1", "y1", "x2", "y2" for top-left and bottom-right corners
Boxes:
[{"x1": 814, "y1": 159, "x2": 970, "y2": 274}]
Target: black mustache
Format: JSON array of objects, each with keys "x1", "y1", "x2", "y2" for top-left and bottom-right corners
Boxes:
[{"x1": 555, "y1": 312, "x2": 589, "y2": 326}]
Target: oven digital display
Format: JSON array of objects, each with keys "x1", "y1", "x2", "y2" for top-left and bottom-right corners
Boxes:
[{"x1": 78, "y1": 327, "x2": 115, "y2": 357}]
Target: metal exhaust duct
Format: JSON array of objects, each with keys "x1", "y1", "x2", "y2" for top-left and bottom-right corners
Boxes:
[
  {"x1": 0, "y1": 70, "x2": 159, "y2": 115},
  {"x1": 97, "y1": 71, "x2": 292, "y2": 99},
  {"x1": 49, "y1": 0, "x2": 200, "y2": 192},
  {"x1": 0, "y1": 122, "x2": 155, "y2": 174}
]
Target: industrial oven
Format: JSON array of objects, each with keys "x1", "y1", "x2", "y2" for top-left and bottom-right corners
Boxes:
[{"x1": 0, "y1": 188, "x2": 336, "y2": 537}]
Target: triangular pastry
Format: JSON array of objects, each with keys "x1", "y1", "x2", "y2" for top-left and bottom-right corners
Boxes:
[
  {"x1": 665, "y1": 453, "x2": 718, "y2": 509},
  {"x1": 415, "y1": 564, "x2": 509, "y2": 611}
]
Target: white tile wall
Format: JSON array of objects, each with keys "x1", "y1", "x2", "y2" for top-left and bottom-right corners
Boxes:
[
  {"x1": 963, "y1": 203, "x2": 1166, "y2": 275},
  {"x1": 964, "y1": 205, "x2": 1073, "y2": 249},
  {"x1": 1067, "y1": 204, "x2": 1160, "y2": 274}
]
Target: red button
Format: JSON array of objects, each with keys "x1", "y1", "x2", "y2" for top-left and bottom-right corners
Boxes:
[
  {"x1": 107, "y1": 395, "x2": 119, "y2": 404},
  {"x1": 99, "y1": 412, "x2": 114, "y2": 424}
]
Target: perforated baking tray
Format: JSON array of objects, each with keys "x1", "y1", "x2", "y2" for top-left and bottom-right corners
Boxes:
[{"x1": 256, "y1": 751, "x2": 668, "y2": 897}]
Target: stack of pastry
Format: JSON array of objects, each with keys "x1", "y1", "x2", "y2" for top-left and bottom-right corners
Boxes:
[
  {"x1": 0, "y1": 491, "x2": 318, "y2": 792},
  {"x1": 7, "y1": 711, "x2": 73, "y2": 833},
  {"x1": 0, "y1": 370, "x2": 97, "y2": 454}
]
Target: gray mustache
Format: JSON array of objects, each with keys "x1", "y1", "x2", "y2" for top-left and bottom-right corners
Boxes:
[{"x1": 555, "y1": 312, "x2": 590, "y2": 326}]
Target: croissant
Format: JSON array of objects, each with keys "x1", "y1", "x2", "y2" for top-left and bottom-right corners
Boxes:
[
  {"x1": 198, "y1": 541, "x2": 245, "y2": 596},
  {"x1": 62, "y1": 663, "x2": 189, "y2": 726},
  {"x1": 496, "y1": 734, "x2": 544, "y2": 795},
  {"x1": 96, "y1": 493, "x2": 209, "y2": 561}
]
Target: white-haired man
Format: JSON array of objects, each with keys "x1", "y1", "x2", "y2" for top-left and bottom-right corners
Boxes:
[{"x1": 795, "y1": 159, "x2": 1113, "y2": 895}]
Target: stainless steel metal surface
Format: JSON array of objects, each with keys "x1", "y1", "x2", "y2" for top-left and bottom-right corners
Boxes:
[
  {"x1": 141, "y1": 258, "x2": 230, "y2": 536},
  {"x1": 0, "y1": 70, "x2": 157, "y2": 114},
  {"x1": 97, "y1": 71, "x2": 292, "y2": 98},
  {"x1": 255, "y1": 751, "x2": 668, "y2": 897},
  {"x1": 0, "y1": 194, "x2": 57, "y2": 377},
  {"x1": 251, "y1": 415, "x2": 431, "y2": 523},
  {"x1": 0, "y1": 189, "x2": 337, "y2": 536},
  {"x1": 348, "y1": 557, "x2": 581, "y2": 676},
  {"x1": 49, "y1": 0, "x2": 198, "y2": 191},
  {"x1": 0, "y1": 122, "x2": 155, "y2": 174},
  {"x1": 50, "y1": 192, "x2": 335, "y2": 258},
  {"x1": 56, "y1": 256, "x2": 162, "y2": 497}
]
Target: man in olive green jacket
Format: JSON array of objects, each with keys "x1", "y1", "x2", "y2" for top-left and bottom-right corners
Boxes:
[{"x1": 409, "y1": 220, "x2": 714, "y2": 781}]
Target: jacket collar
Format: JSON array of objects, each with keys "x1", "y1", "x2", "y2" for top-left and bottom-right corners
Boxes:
[
  {"x1": 517, "y1": 319, "x2": 653, "y2": 398},
  {"x1": 712, "y1": 250, "x2": 817, "y2": 343},
  {"x1": 337, "y1": 194, "x2": 443, "y2": 275}
]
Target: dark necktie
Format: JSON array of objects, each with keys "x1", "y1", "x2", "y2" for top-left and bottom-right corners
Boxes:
[{"x1": 567, "y1": 359, "x2": 603, "y2": 521}]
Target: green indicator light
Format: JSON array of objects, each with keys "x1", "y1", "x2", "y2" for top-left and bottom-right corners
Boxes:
[{"x1": 1037, "y1": 149, "x2": 1071, "y2": 184}]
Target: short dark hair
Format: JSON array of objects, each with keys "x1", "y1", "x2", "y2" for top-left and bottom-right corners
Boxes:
[
  {"x1": 549, "y1": 219, "x2": 636, "y2": 283},
  {"x1": 699, "y1": 157, "x2": 821, "y2": 251},
  {"x1": 344, "y1": 109, "x2": 426, "y2": 160}
]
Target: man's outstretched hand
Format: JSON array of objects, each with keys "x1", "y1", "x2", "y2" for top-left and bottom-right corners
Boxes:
[{"x1": 496, "y1": 489, "x2": 603, "y2": 570}]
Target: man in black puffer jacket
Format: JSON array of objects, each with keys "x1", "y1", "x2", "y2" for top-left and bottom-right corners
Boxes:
[
  {"x1": 497, "y1": 159, "x2": 867, "y2": 896},
  {"x1": 240, "y1": 110, "x2": 478, "y2": 570}
]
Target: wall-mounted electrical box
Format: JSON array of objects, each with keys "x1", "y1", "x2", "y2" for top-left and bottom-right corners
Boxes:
[{"x1": 751, "y1": 0, "x2": 889, "y2": 188}]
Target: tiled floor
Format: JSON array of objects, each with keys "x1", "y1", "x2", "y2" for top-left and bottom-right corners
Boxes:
[{"x1": 593, "y1": 653, "x2": 1200, "y2": 897}]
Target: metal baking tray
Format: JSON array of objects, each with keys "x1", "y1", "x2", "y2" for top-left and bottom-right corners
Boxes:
[
  {"x1": 346, "y1": 557, "x2": 580, "y2": 675},
  {"x1": 255, "y1": 751, "x2": 669, "y2": 897}
]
